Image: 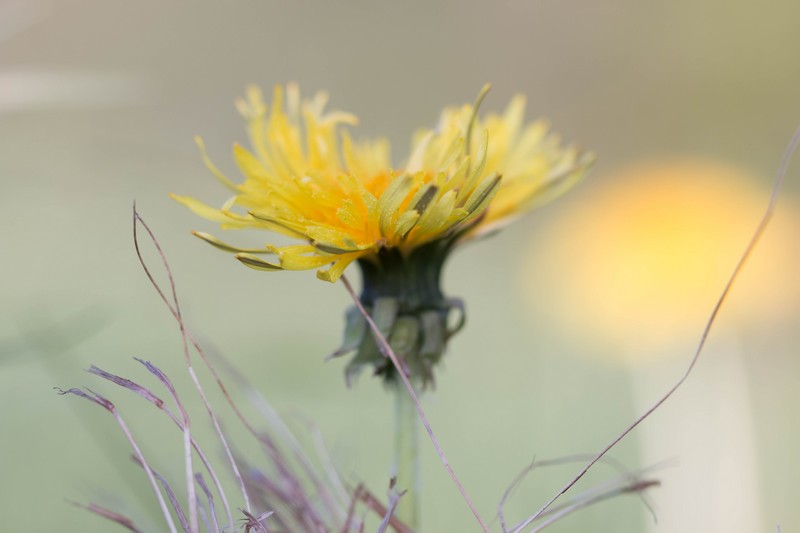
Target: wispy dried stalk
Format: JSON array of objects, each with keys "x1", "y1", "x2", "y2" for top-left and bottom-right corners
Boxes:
[
  {"x1": 377, "y1": 479, "x2": 406, "y2": 533},
  {"x1": 59, "y1": 207, "x2": 406, "y2": 532},
  {"x1": 510, "y1": 126, "x2": 800, "y2": 532},
  {"x1": 68, "y1": 502, "x2": 142, "y2": 533},
  {"x1": 56, "y1": 387, "x2": 179, "y2": 533},
  {"x1": 87, "y1": 360, "x2": 235, "y2": 531},
  {"x1": 497, "y1": 454, "x2": 661, "y2": 532},
  {"x1": 195, "y1": 473, "x2": 220, "y2": 533},
  {"x1": 134, "y1": 204, "x2": 250, "y2": 521}
]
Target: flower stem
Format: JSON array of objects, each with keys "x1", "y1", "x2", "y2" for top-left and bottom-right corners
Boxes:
[{"x1": 394, "y1": 383, "x2": 420, "y2": 530}]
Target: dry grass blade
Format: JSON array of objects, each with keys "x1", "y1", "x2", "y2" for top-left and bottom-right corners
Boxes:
[
  {"x1": 59, "y1": 206, "x2": 399, "y2": 532},
  {"x1": 133, "y1": 204, "x2": 252, "y2": 515},
  {"x1": 131, "y1": 456, "x2": 191, "y2": 532},
  {"x1": 512, "y1": 125, "x2": 800, "y2": 532},
  {"x1": 87, "y1": 365, "x2": 165, "y2": 407},
  {"x1": 88, "y1": 360, "x2": 235, "y2": 531},
  {"x1": 341, "y1": 274, "x2": 491, "y2": 532},
  {"x1": 56, "y1": 387, "x2": 179, "y2": 533},
  {"x1": 355, "y1": 484, "x2": 414, "y2": 533},
  {"x1": 497, "y1": 457, "x2": 536, "y2": 532},
  {"x1": 341, "y1": 484, "x2": 364, "y2": 533},
  {"x1": 529, "y1": 475, "x2": 659, "y2": 525},
  {"x1": 70, "y1": 502, "x2": 143, "y2": 533},
  {"x1": 497, "y1": 454, "x2": 660, "y2": 531},
  {"x1": 241, "y1": 509, "x2": 273, "y2": 533},
  {"x1": 69, "y1": 351, "x2": 373, "y2": 532},
  {"x1": 244, "y1": 469, "x2": 301, "y2": 531},
  {"x1": 132, "y1": 206, "x2": 202, "y2": 533},
  {"x1": 195, "y1": 473, "x2": 221, "y2": 533},
  {"x1": 377, "y1": 479, "x2": 405, "y2": 533},
  {"x1": 527, "y1": 478, "x2": 660, "y2": 532}
]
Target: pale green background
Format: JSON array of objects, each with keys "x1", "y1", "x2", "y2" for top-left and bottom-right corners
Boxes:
[{"x1": 1, "y1": 1, "x2": 799, "y2": 531}]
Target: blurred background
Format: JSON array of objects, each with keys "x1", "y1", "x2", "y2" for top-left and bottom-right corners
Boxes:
[{"x1": 2, "y1": 0, "x2": 799, "y2": 531}]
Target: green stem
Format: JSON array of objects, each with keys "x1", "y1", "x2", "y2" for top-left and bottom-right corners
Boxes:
[{"x1": 394, "y1": 384, "x2": 420, "y2": 530}]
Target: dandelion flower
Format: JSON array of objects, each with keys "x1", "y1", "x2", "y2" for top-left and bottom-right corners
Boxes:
[{"x1": 172, "y1": 84, "x2": 593, "y2": 384}]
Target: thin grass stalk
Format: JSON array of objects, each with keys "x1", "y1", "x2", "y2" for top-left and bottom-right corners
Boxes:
[
  {"x1": 512, "y1": 125, "x2": 800, "y2": 532},
  {"x1": 393, "y1": 385, "x2": 420, "y2": 529},
  {"x1": 186, "y1": 365, "x2": 241, "y2": 527},
  {"x1": 134, "y1": 206, "x2": 253, "y2": 515},
  {"x1": 72, "y1": 502, "x2": 143, "y2": 533},
  {"x1": 146, "y1": 363, "x2": 232, "y2": 531},
  {"x1": 195, "y1": 473, "x2": 220, "y2": 533},
  {"x1": 109, "y1": 403, "x2": 179, "y2": 533},
  {"x1": 59, "y1": 387, "x2": 179, "y2": 532},
  {"x1": 93, "y1": 360, "x2": 235, "y2": 531},
  {"x1": 528, "y1": 479, "x2": 659, "y2": 533},
  {"x1": 376, "y1": 481, "x2": 404, "y2": 533},
  {"x1": 341, "y1": 484, "x2": 363, "y2": 533},
  {"x1": 174, "y1": 381, "x2": 198, "y2": 533},
  {"x1": 355, "y1": 484, "x2": 413, "y2": 533},
  {"x1": 497, "y1": 453, "x2": 661, "y2": 531},
  {"x1": 143, "y1": 462, "x2": 191, "y2": 532}
]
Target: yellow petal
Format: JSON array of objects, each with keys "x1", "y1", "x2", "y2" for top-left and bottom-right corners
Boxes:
[
  {"x1": 458, "y1": 131, "x2": 488, "y2": 204},
  {"x1": 306, "y1": 225, "x2": 363, "y2": 250},
  {"x1": 195, "y1": 136, "x2": 239, "y2": 192},
  {"x1": 279, "y1": 252, "x2": 337, "y2": 270},
  {"x1": 247, "y1": 210, "x2": 308, "y2": 238},
  {"x1": 193, "y1": 231, "x2": 270, "y2": 254},
  {"x1": 233, "y1": 143, "x2": 270, "y2": 181},
  {"x1": 170, "y1": 194, "x2": 252, "y2": 228},
  {"x1": 414, "y1": 189, "x2": 457, "y2": 237},
  {"x1": 463, "y1": 172, "x2": 502, "y2": 213},
  {"x1": 394, "y1": 210, "x2": 421, "y2": 239},
  {"x1": 235, "y1": 253, "x2": 282, "y2": 271},
  {"x1": 458, "y1": 173, "x2": 502, "y2": 228},
  {"x1": 336, "y1": 199, "x2": 363, "y2": 229},
  {"x1": 378, "y1": 173, "x2": 414, "y2": 237},
  {"x1": 316, "y1": 253, "x2": 362, "y2": 282}
]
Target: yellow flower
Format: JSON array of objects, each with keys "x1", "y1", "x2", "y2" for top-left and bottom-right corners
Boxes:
[
  {"x1": 171, "y1": 84, "x2": 593, "y2": 283},
  {"x1": 173, "y1": 84, "x2": 593, "y2": 385}
]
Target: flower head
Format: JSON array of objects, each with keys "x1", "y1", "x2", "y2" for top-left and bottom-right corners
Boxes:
[
  {"x1": 172, "y1": 84, "x2": 593, "y2": 282},
  {"x1": 173, "y1": 84, "x2": 593, "y2": 385}
]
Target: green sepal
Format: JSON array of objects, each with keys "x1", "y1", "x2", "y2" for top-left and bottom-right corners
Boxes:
[
  {"x1": 345, "y1": 298, "x2": 398, "y2": 386},
  {"x1": 327, "y1": 306, "x2": 366, "y2": 360}
]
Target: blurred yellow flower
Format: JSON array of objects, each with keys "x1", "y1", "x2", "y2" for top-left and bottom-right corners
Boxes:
[
  {"x1": 172, "y1": 84, "x2": 593, "y2": 282},
  {"x1": 524, "y1": 159, "x2": 800, "y2": 359}
]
